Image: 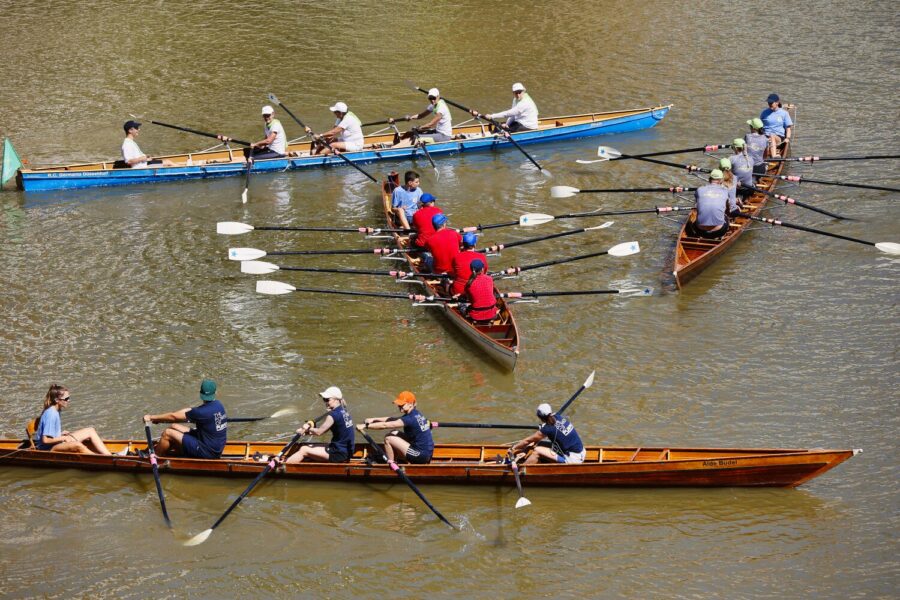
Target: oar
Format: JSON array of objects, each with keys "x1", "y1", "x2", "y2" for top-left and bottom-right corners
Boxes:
[
  {"x1": 406, "y1": 82, "x2": 550, "y2": 176},
  {"x1": 574, "y1": 144, "x2": 731, "y2": 164},
  {"x1": 266, "y1": 93, "x2": 378, "y2": 183},
  {"x1": 761, "y1": 173, "x2": 899, "y2": 193},
  {"x1": 559, "y1": 370, "x2": 596, "y2": 415},
  {"x1": 749, "y1": 216, "x2": 900, "y2": 254},
  {"x1": 241, "y1": 156, "x2": 253, "y2": 204},
  {"x1": 255, "y1": 280, "x2": 446, "y2": 301},
  {"x1": 470, "y1": 207, "x2": 691, "y2": 230},
  {"x1": 132, "y1": 115, "x2": 251, "y2": 146},
  {"x1": 766, "y1": 154, "x2": 900, "y2": 163},
  {"x1": 361, "y1": 119, "x2": 397, "y2": 127},
  {"x1": 241, "y1": 260, "x2": 413, "y2": 278},
  {"x1": 228, "y1": 246, "x2": 422, "y2": 261},
  {"x1": 738, "y1": 183, "x2": 848, "y2": 219},
  {"x1": 495, "y1": 241, "x2": 640, "y2": 277},
  {"x1": 226, "y1": 408, "x2": 298, "y2": 423},
  {"x1": 551, "y1": 185, "x2": 696, "y2": 198},
  {"x1": 501, "y1": 288, "x2": 652, "y2": 299},
  {"x1": 479, "y1": 222, "x2": 613, "y2": 254},
  {"x1": 217, "y1": 221, "x2": 408, "y2": 235},
  {"x1": 144, "y1": 423, "x2": 172, "y2": 528},
  {"x1": 429, "y1": 421, "x2": 535, "y2": 430},
  {"x1": 357, "y1": 429, "x2": 456, "y2": 529},
  {"x1": 508, "y1": 448, "x2": 530, "y2": 508},
  {"x1": 415, "y1": 139, "x2": 440, "y2": 179}
]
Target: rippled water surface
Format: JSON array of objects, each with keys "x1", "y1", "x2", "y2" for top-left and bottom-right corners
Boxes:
[{"x1": 1, "y1": 1, "x2": 897, "y2": 598}]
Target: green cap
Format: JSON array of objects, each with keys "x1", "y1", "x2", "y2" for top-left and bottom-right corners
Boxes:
[
  {"x1": 747, "y1": 117, "x2": 764, "y2": 129},
  {"x1": 718, "y1": 158, "x2": 732, "y2": 170},
  {"x1": 199, "y1": 379, "x2": 217, "y2": 401},
  {"x1": 709, "y1": 169, "x2": 724, "y2": 180},
  {"x1": 732, "y1": 138, "x2": 745, "y2": 148}
]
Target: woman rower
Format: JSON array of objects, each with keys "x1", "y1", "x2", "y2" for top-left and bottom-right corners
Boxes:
[
  {"x1": 357, "y1": 391, "x2": 434, "y2": 465},
  {"x1": 34, "y1": 384, "x2": 112, "y2": 454},
  {"x1": 718, "y1": 157, "x2": 740, "y2": 208},
  {"x1": 281, "y1": 386, "x2": 355, "y2": 464},
  {"x1": 744, "y1": 117, "x2": 769, "y2": 180},
  {"x1": 729, "y1": 138, "x2": 755, "y2": 204}
]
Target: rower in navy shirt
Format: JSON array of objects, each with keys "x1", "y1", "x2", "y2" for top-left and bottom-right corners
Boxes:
[
  {"x1": 510, "y1": 402, "x2": 585, "y2": 464},
  {"x1": 143, "y1": 379, "x2": 228, "y2": 459},
  {"x1": 283, "y1": 386, "x2": 355, "y2": 463},
  {"x1": 357, "y1": 390, "x2": 434, "y2": 464}
]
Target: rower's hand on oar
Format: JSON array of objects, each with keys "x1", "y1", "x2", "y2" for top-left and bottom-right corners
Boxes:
[
  {"x1": 469, "y1": 109, "x2": 481, "y2": 118},
  {"x1": 216, "y1": 135, "x2": 232, "y2": 142},
  {"x1": 142, "y1": 415, "x2": 153, "y2": 424}
]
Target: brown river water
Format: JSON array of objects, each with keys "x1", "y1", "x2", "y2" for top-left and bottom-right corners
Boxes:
[{"x1": 0, "y1": 1, "x2": 897, "y2": 598}]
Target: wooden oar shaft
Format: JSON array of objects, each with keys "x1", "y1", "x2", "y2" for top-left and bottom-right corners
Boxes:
[
  {"x1": 144, "y1": 424, "x2": 172, "y2": 528},
  {"x1": 430, "y1": 421, "x2": 535, "y2": 430},
  {"x1": 749, "y1": 216, "x2": 875, "y2": 247},
  {"x1": 148, "y1": 120, "x2": 251, "y2": 146}
]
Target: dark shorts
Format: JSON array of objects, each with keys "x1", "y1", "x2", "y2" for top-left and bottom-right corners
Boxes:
[
  {"x1": 696, "y1": 223, "x2": 730, "y2": 239},
  {"x1": 404, "y1": 447, "x2": 432, "y2": 464},
  {"x1": 181, "y1": 431, "x2": 220, "y2": 459},
  {"x1": 327, "y1": 449, "x2": 349, "y2": 463},
  {"x1": 147, "y1": 159, "x2": 163, "y2": 166},
  {"x1": 243, "y1": 148, "x2": 286, "y2": 160}
]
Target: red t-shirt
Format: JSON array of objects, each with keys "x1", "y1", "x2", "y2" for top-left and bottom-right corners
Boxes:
[
  {"x1": 450, "y1": 250, "x2": 489, "y2": 296},
  {"x1": 466, "y1": 274, "x2": 498, "y2": 322},
  {"x1": 412, "y1": 205, "x2": 443, "y2": 247},
  {"x1": 425, "y1": 228, "x2": 462, "y2": 273}
]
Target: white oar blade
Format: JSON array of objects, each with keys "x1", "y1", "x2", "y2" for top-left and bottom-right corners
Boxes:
[
  {"x1": 584, "y1": 370, "x2": 596, "y2": 389},
  {"x1": 518, "y1": 213, "x2": 555, "y2": 227},
  {"x1": 619, "y1": 287, "x2": 654, "y2": 297},
  {"x1": 540, "y1": 168, "x2": 552, "y2": 178},
  {"x1": 515, "y1": 497, "x2": 532, "y2": 509},
  {"x1": 608, "y1": 241, "x2": 641, "y2": 257},
  {"x1": 597, "y1": 220, "x2": 614, "y2": 229},
  {"x1": 241, "y1": 261, "x2": 280, "y2": 275},
  {"x1": 217, "y1": 222, "x2": 255, "y2": 235},
  {"x1": 875, "y1": 242, "x2": 900, "y2": 255},
  {"x1": 270, "y1": 407, "x2": 299, "y2": 419},
  {"x1": 550, "y1": 186, "x2": 580, "y2": 199},
  {"x1": 183, "y1": 529, "x2": 213, "y2": 546},
  {"x1": 256, "y1": 280, "x2": 296, "y2": 295},
  {"x1": 241, "y1": 189, "x2": 248, "y2": 204},
  {"x1": 575, "y1": 159, "x2": 605, "y2": 165},
  {"x1": 597, "y1": 145, "x2": 622, "y2": 160},
  {"x1": 228, "y1": 248, "x2": 267, "y2": 261}
]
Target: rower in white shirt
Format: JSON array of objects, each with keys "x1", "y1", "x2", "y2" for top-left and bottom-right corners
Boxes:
[
  {"x1": 120, "y1": 120, "x2": 175, "y2": 168},
  {"x1": 471, "y1": 82, "x2": 539, "y2": 132},
  {"x1": 309, "y1": 101, "x2": 364, "y2": 155}
]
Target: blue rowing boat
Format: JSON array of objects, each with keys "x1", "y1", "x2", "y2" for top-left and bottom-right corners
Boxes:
[{"x1": 16, "y1": 104, "x2": 672, "y2": 192}]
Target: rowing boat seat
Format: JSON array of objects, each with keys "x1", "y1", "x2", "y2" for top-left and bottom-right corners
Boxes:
[{"x1": 20, "y1": 417, "x2": 39, "y2": 449}]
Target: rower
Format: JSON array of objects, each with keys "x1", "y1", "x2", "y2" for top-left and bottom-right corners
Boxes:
[
  {"x1": 423, "y1": 212, "x2": 462, "y2": 276},
  {"x1": 34, "y1": 384, "x2": 112, "y2": 455},
  {"x1": 690, "y1": 169, "x2": 738, "y2": 239},
  {"x1": 509, "y1": 403, "x2": 585, "y2": 465},
  {"x1": 357, "y1": 391, "x2": 434, "y2": 464},
  {"x1": 450, "y1": 232, "x2": 488, "y2": 297},
  {"x1": 744, "y1": 117, "x2": 769, "y2": 179},
  {"x1": 458, "y1": 259, "x2": 499, "y2": 324},
  {"x1": 411, "y1": 193, "x2": 443, "y2": 249},
  {"x1": 470, "y1": 82, "x2": 539, "y2": 132},
  {"x1": 243, "y1": 105, "x2": 287, "y2": 161},
  {"x1": 718, "y1": 157, "x2": 739, "y2": 208},
  {"x1": 760, "y1": 93, "x2": 792, "y2": 158},
  {"x1": 121, "y1": 121, "x2": 175, "y2": 168},
  {"x1": 309, "y1": 101, "x2": 364, "y2": 155},
  {"x1": 391, "y1": 170, "x2": 423, "y2": 230},
  {"x1": 143, "y1": 379, "x2": 227, "y2": 459},
  {"x1": 389, "y1": 87, "x2": 453, "y2": 147},
  {"x1": 281, "y1": 386, "x2": 355, "y2": 464},
  {"x1": 729, "y1": 138, "x2": 755, "y2": 203}
]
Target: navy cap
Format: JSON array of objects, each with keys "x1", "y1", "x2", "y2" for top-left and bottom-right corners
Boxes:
[
  {"x1": 470, "y1": 259, "x2": 485, "y2": 271},
  {"x1": 766, "y1": 93, "x2": 780, "y2": 104},
  {"x1": 432, "y1": 213, "x2": 447, "y2": 227},
  {"x1": 420, "y1": 193, "x2": 436, "y2": 204},
  {"x1": 123, "y1": 120, "x2": 141, "y2": 133}
]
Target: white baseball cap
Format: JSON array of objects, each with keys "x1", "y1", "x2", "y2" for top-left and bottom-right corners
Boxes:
[
  {"x1": 261, "y1": 105, "x2": 275, "y2": 115},
  {"x1": 427, "y1": 88, "x2": 440, "y2": 98},
  {"x1": 329, "y1": 101, "x2": 348, "y2": 113},
  {"x1": 319, "y1": 386, "x2": 343, "y2": 400},
  {"x1": 512, "y1": 82, "x2": 526, "y2": 92},
  {"x1": 536, "y1": 403, "x2": 553, "y2": 418}
]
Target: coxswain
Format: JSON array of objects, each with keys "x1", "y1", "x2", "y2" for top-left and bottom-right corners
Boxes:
[
  {"x1": 729, "y1": 138, "x2": 755, "y2": 203},
  {"x1": 690, "y1": 169, "x2": 738, "y2": 239},
  {"x1": 450, "y1": 232, "x2": 488, "y2": 296},
  {"x1": 470, "y1": 82, "x2": 539, "y2": 132},
  {"x1": 744, "y1": 117, "x2": 769, "y2": 179},
  {"x1": 760, "y1": 93, "x2": 792, "y2": 158},
  {"x1": 509, "y1": 403, "x2": 585, "y2": 465},
  {"x1": 34, "y1": 384, "x2": 112, "y2": 455},
  {"x1": 411, "y1": 193, "x2": 443, "y2": 248},
  {"x1": 389, "y1": 87, "x2": 453, "y2": 147},
  {"x1": 243, "y1": 105, "x2": 287, "y2": 161},
  {"x1": 356, "y1": 391, "x2": 434, "y2": 464},
  {"x1": 391, "y1": 170, "x2": 423, "y2": 230},
  {"x1": 423, "y1": 212, "x2": 462, "y2": 275},
  {"x1": 458, "y1": 259, "x2": 499, "y2": 324},
  {"x1": 121, "y1": 120, "x2": 175, "y2": 168},
  {"x1": 310, "y1": 101, "x2": 364, "y2": 155},
  {"x1": 281, "y1": 386, "x2": 355, "y2": 464},
  {"x1": 142, "y1": 379, "x2": 227, "y2": 459}
]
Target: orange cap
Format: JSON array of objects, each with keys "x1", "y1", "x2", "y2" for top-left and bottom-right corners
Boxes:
[{"x1": 393, "y1": 390, "x2": 416, "y2": 406}]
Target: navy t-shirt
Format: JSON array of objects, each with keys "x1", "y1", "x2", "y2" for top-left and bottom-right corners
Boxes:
[
  {"x1": 326, "y1": 405, "x2": 355, "y2": 457},
  {"x1": 186, "y1": 400, "x2": 227, "y2": 456},
  {"x1": 400, "y1": 408, "x2": 434, "y2": 457},
  {"x1": 539, "y1": 414, "x2": 584, "y2": 455}
]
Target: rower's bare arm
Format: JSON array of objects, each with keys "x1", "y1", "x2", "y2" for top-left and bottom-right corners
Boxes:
[
  {"x1": 512, "y1": 431, "x2": 543, "y2": 452},
  {"x1": 143, "y1": 408, "x2": 190, "y2": 424}
]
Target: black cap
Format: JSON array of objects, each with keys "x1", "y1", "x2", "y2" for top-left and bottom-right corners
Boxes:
[{"x1": 123, "y1": 120, "x2": 141, "y2": 133}]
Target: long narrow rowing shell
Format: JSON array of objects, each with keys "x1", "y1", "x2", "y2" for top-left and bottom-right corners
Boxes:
[
  {"x1": 0, "y1": 440, "x2": 858, "y2": 487},
  {"x1": 381, "y1": 175, "x2": 520, "y2": 370},
  {"x1": 17, "y1": 105, "x2": 672, "y2": 192},
  {"x1": 673, "y1": 106, "x2": 796, "y2": 288}
]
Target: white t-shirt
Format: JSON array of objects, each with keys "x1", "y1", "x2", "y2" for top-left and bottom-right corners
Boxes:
[
  {"x1": 427, "y1": 99, "x2": 453, "y2": 137},
  {"x1": 264, "y1": 118, "x2": 287, "y2": 155},
  {"x1": 121, "y1": 138, "x2": 146, "y2": 168},
  {"x1": 335, "y1": 112, "x2": 364, "y2": 147},
  {"x1": 493, "y1": 93, "x2": 539, "y2": 130}
]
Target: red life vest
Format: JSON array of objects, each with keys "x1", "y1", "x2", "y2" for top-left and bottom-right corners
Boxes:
[
  {"x1": 425, "y1": 228, "x2": 462, "y2": 273},
  {"x1": 466, "y1": 273, "x2": 498, "y2": 322},
  {"x1": 412, "y1": 205, "x2": 443, "y2": 247},
  {"x1": 451, "y1": 250, "x2": 488, "y2": 295}
]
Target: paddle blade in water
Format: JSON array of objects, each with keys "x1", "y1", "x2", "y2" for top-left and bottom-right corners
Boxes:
[
  {"x1": 619, "y1": 287, "x2": 654, "y2": 297},
  {"x1": 518, "y1": 213, "x2": 555, "y2": 226},
  {"x1": 540, "y1": 168, "x2": 552, "y2": 178},
  {"x1": 267, "y1": 92, "x2": 280, "y2": 105},
  {"x1": 875, "y1": 242, "x2": 900, "y2": 255},
  {"x1": 240, "y1": 261, "x2": 279, "y2": 275},
  {"x1": 550, "y1": 186, "x2": 580, "y2": 199},
  {"x1": 515, "y1": 497, "x2": 532, "y2": 509},
  {"x1": 241, "y1": 189, "x2": 248, "y2": 204},
  {"x1": 256, "y1": 280, "x2": 296, "y2": 295},
  {"x1": 597, "y1": 145, "x2": 622, "y2": 160},
  {"x1": 183, "y1": 529, "x2": 213, "y2": 547},
  {"x1": 584, "y1": 370, "x2": 596, "y2": 389},
  {"x1": 270, "y1": 408, "x2": 299, "y2": 419},
  {"x1": 594, "y1": 221, "x2": 614, "y2": 230},
  {"x1": 608, "y1": 241, "x2": 641, "y2": 257},
  {"x1": 228, "y1": 248, "x2": 267, "y2": 261},
  {"x1": 217, "y1": 222, "x2": 255, "y2": 235}
]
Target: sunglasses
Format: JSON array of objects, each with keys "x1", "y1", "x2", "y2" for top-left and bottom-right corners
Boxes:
[{"x1": 60, "y1": 396, "x2": 71, "y2": 402}]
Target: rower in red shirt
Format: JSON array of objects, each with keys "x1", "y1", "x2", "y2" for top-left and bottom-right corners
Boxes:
[
  {"x1": 450, "y1": 232, "x2": 488, "y2": 296},
  {"x1": 458, "y1": 259, "x2": 498, "y2": 324},
  {"x1": 424, "y1": 213, "x2": 462, "y2": 275},
  {"x1": 411, "y1": 193, "x2": 442, "y2": 248}
]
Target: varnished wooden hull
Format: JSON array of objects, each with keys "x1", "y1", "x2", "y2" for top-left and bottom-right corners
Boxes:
[
  {"x1": 381, "y1": 176, "x2": 520, "y2": 370},
  {"x1": 0, "y1": 440, "x2": 857, "y2": 487},
  {"x1": 673, "y1": 107, "x2": 795, "y2": 288}
]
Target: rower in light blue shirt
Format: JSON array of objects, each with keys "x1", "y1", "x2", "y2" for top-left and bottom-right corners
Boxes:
[
  {"x1": 391, "y1": 170, "x2": 423, "y2": 229},
  {"x1": 760, "y1": 93, "x2": 792, "y2": 158}
]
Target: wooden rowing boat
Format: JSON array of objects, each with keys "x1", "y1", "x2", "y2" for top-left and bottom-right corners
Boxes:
[
  {"x1": 673, "y1": 106, "x2": 796, "y2": 288},
  {"x1": 17, "y1": 104, "x2": 672, "y2": 192},
  {"x1": 381, "y1": 174, "x2": 520, "y2": 370},
  {"x1": 0, "y1": 439, "x2": 858, "y2": 487}
]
